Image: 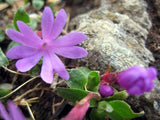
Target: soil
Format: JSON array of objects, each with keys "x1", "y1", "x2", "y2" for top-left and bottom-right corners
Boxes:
[{"x1": 0, "y1": 0, "x2": 159, "y2": 120}]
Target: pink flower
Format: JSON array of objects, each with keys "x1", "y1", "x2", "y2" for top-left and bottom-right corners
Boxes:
[
  {"x1": 62, "y1": 94, "x2": 94, "y2": 120},
  {"x1": 118, "y1": 66, "x2": 157, "y2": 95},
  {"x1": 0, "y1": 101, "x2": 25, "y2": 120},
  {"x1": 6, "y1": 7, "x2": 88, "y2": 84}
]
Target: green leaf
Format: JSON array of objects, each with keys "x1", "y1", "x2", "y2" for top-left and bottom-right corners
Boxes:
[
  {"x1": 56, "y1": 87, "x2": 97, "y2": 107},
  {"x1": 106, "y1": 100, "x2": 144, "y2": 120},
  {"x1": 66, "y1": 67, "x2": 91, "y2": 90},
  {"x1": 0, "y1": 83, "x2": 12, "y2": 102},
  {"x1": 29, "y1": 18, "x2": 38, "y2": 30},
  {"x1": 0, "y1": 48, "x2": 9, "y2": 66},
  {"x1": 97, "y1": 101, "x2": 113, "y2": 112},
  {"x1": 13, "y1": 7, "x2": 30, "y2": 31},
  {"x1": 86, "y1": 71, "x2": 100, "y2": 92},
  {"x1": 29, "y1": 64, "x2": 41, "y2": 76},
  {"x1": 5, "y1": 0, "x2": 13, "y2": 5},
  {"x1": 32, "y1": 0, "x2": 44, "y2": 10},
  {"x1": 0, "y1": 88, "x2": 11, "y2": 102},
  {"x1": 0, "y1": 29, "x2": 5, "y2": 43},
  {"x1": 7, "y1": 41, "x2": 21, "y2": 51},
  {"x1": 90, "y1": 109, "x2": 107, "y2": 120},
  {"x1": 90, "y1": 101, "x2": 112, "y2": 120},
  {"x1": 90, "y1": 100, "x2": 144, "y2": 120},
  {"x1": 5, "y1": 24, "x2": 16, "y2": 35},
  {"x1": 24, "y1": 0, "x2": 30, "y2": 4},
  {"x1": 49, "y1": 3, "x2": 56, "y2": 15},
  {"x1": 104, "y1": 90, "x2": 129, "y2": 101}
]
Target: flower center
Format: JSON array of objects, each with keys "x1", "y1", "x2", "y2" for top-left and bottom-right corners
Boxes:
[
  {"x1": 40, "y1": 40, "x2": 54, "y2": 51},
  {"x1": 42, "y1": 42, "x2": 47, "y2": 47}
]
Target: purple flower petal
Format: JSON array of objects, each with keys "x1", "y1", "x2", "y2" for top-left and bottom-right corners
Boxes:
[
  {"x1": 7, "y1": 29, "x2": 26, "y2": 45},
  {"x1": 41, "y1": 7, "x2": 54, "y2": 40},
  {"x1": 16, "y1": 53, "x2": 42, "y2": 72},
  {"x1": 7, "y1": 29, "x2": 42, "y2": 48},
  {"x1": 54, "y1": 46, "x2": 88, "y2": 59},
  {"x1": 0, "y1": 102, "x2": 11, "y2": 120},
  {"x1": 17, "y1": 21, "x2": 43, "y2": 47},
  {"x1": 147, "y1": 67, "x2": 158, "y2": 80},
  {"x1": 118, "y1": 70, "x2": 140, "y2": 89},
  {"x1": 145, "y1": 81, "x2": 154, "y2": 92},
  {"x1": 53, "y1": 32, "x2": 87, "y2": 47},
  {"x1": 6, "y1": 45, "x2": 37, "y2": 59},
  {"x1": 127, "y1": 85, "x2": 142, "y2": 95},
  {"x1": 40, "y1": 54, "x2": 54, "y2": 84},
  {"x1": 118, "y1": 65, "x2": 157, "y2": 95},
  {"x1": 51, "y1": 53, "x2": 69, "y2": 80},
  {"x1": 50, "y1": 9, "x2": 67, "y2": 40},
  {"x1": 7, "y1": 101, "x2": 25, "y2": 120},
  {"x1": 118, "y1": 66, "x2": 147, "y2": 89}
]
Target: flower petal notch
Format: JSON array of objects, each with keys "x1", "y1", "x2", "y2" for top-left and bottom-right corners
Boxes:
[
  {"x1": 117, "y1": 65, "x2": 158, "y2": 95},
  {"x1": 6, "y1": 7, "x2": 88, "y2": 84}
]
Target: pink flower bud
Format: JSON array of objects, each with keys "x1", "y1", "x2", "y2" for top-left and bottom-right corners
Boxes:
[
  {"x1": 62, "y1": 94, "x2": 94, "y2": 120},
  {"x1": 100, "y1": 72, "x2": 118, "y2": 85}
]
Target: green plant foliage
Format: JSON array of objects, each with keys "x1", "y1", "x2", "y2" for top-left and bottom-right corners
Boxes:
[
  {"x1": 5, "y1": 0, "x2": 13, "y2": 5},
  {"x1": 86, "y1": 71, "x2": 100, "y2": 92},
  {"x1": 56, "y1": 87, "x2": 97, "y2": 107},
  {"x1": 0, "y1": 29, "x2": 5, "y2": 43},
  {"x1": 90, "y1": 101, "x2": 113, "y2": 120},
  {"x1": 66, "y1": 67, "x2": 91, "y2": 90},
  {"x1": 29, "y1": 64, "x2": 41, "y2": 76},
  {"x1": 90, "y1": 100, "x2": 144, "y2": 120},
  {"x1": 29, "y1": 13, "x2": 41, "y2": 30},
  {"x1": 32, "y1": 0, "x2": 44, "y2": 10},
  {"x1": 0, "y1": 48, "x2": 9, "y2": 66},
  {"x1": 24, "y1": 0, "x2": 30, "y2": 4},
  {"x1": 90, "y1": 108, "x2": 107, "y2": 120},
  {"x1": 104, "y1": 90, "x2": 129, "y2": 101},
  {"x1": 29, "y1": 18, "x2": 37, "y2": 30},
  {"x1": 0, "y1": 88, "x2": 11, "y2": 102},
  {"x1": 107, "y1": 100, "x2": 144, "y2": 120},
  {"x1": 49, "y1": 3, "x2": 56, "y2": 15},
  {"x1": 7, "y1": 41, "x2": 21, "y2": 51},
  {"x1": 13, "y1": 7, "x2": 30, "y2": 31},
  {"x1": 5, "y1": 24, "x2": 15, "y2": 35}
]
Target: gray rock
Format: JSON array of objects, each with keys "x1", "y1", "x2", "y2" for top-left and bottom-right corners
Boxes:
[
  {"x1": 69, "y1": 0, "x2": 160, "y2": 119},
  {"x1": 105, "y1": 0, "x2": 152, "y2": 30},
  {"x1": 70, "y1": 0, "x2": 153, "y2": 73}
]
